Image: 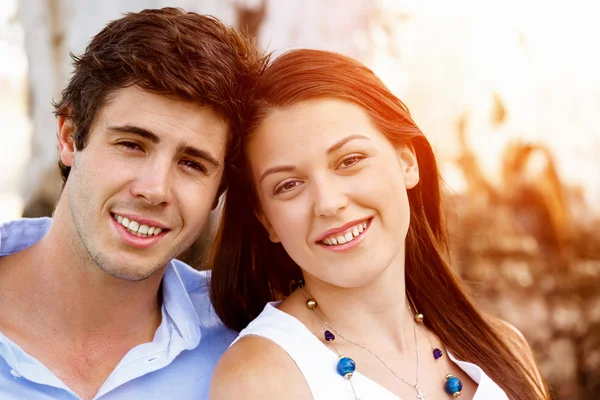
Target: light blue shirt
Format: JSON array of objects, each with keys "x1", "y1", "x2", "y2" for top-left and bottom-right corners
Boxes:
[{"x1": 0, "y1": 218, "x2": 236, "y2": 399}]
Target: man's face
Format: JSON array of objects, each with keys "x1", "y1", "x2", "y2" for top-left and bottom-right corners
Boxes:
[{"x1": 60, "y1": 86, "x2": 227, "y2": 281}]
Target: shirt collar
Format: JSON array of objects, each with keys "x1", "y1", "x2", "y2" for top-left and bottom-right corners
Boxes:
[{"x1": 161, "y1": 261, "x2": 201, "y2": 348}]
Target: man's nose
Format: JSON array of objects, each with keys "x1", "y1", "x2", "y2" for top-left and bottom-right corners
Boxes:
[{"x1": 129, "y1": 159, "x2": 174, "y2": 206}]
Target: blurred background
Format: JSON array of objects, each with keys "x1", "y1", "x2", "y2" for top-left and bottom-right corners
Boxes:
[{"x1": 1, "y1": 0, "x2": 598, "y2": 398}]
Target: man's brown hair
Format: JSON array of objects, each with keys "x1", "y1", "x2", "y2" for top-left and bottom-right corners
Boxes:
[{"x1": 54, "y1": 7, "x2": 265, "y2": 182}]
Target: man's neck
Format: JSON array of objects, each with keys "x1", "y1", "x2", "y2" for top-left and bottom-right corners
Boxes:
[
  {"x1": 0, "y1": 215, "x2": 165, "y2": 399},
  {"x1": 0, "y1": 217, "x2": 164, "y2": 342}
]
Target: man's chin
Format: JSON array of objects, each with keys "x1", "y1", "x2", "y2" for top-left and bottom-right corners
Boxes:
[
  {"x1": 104, "y1": 270, "x2": 163, "y2": 282},
  {"x1": 94, "y1": 256, "x2": 167, "y2": 282}
]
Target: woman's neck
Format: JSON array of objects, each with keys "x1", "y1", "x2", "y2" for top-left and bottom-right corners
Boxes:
[{"x1": 285, "y1": 260, "x2": 417, "y2": 353}]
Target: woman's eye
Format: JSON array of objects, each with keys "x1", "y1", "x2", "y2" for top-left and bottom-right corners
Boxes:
[
  {"x1": 339, "y1": 155, "x2": 364, "y2": 169},
  {"x1": 274, "y1": 180, "x2": 301, "y2": 195}
]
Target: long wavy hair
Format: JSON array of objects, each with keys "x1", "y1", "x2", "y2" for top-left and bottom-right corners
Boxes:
[{"x1": 210, "y1": 49, "x2": 549, "y2": 400}]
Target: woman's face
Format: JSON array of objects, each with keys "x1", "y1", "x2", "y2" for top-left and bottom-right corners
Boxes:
[{"x1": 248, "y1": 98, "x2": 419, "y2": 288}]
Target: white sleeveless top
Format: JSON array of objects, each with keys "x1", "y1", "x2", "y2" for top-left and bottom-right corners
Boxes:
[{"x1": 234, "y1": 302, "x2": 509, "y2": 400}]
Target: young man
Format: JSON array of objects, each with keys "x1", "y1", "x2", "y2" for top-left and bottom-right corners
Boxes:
[{"x1": 0, "y1": 8, "x2": 264, "y2": 400}]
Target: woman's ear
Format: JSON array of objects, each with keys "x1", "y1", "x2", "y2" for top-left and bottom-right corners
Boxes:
[
  {"x1": 58, "y1": 115, "x2": 77, "y2": 168},
  {"x1": 254, "y1": 210, "x2": 281, "y2": 243},
  {"x1": 397, "y1": 145, "x2": 420, "y2": 189}
]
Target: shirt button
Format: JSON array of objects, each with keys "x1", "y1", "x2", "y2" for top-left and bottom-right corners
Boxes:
[{"x1": 10, "y1": 369, "x2": 21, "y2": 378}]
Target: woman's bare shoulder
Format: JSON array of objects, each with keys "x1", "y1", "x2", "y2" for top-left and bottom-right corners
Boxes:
[
  {"x1": 209, "y1": 335, "x2": 312, "y2": 400},
  {"x1": 487, "y1": 316, "x2": 550, "y2": 397},
  {"x1": 487, "y1": 316, "x2": 535, "y2": 358}
]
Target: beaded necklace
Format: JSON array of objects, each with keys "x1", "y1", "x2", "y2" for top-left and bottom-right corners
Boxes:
[{"x1": 297, "y1": 279, "x2": 463, "y2": 399}]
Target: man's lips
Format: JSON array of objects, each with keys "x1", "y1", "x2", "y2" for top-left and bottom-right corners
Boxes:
[
  {"x1": 110, "y1": 212, "x2": 169, "y2": 230},
  {"x1": 110, "y1": 216, "x2": 167, "y2": 249}
]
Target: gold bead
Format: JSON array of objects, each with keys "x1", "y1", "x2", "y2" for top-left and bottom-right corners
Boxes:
[
  {"x1": 306, "y1": 299, "x2": 317, "y2": 309},
  {"x1": 453, "y1": 391, "x2": 462, "y2": 398},
  {"x1": 445, "y1": 373, "x2": 454, "y2": 380},
  {"x1": 414, "y1": 313, "x2": 424, "y2": 323}
]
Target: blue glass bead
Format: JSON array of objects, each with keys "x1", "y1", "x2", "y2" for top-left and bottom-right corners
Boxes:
[
  {"x1": 433, "y1": 348, "x2": 443, "y2": 359},
  {"x1": 324, "y1": 330, "x2": 335, "y2": 341},
  {"x1": 336, "y1": 357, "x2": 356, "y2": 379},
  {"x1": 444, "y1": 375, "x2": 463, "y2": 395}
]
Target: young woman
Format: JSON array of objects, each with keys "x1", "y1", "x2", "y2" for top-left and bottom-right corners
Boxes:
[{"x1": 209, "y1": 49, "x2": 549, "y2": 400}]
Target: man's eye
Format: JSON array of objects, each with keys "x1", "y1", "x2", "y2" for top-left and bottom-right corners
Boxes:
[
  {"x1": 274, "y1": 180, "x2": 301, "y2": 195},
  {"x1": 117, "y1": 141, "x2": 142, "y2": 151},
  {"x1": 180, "y1": 160, "x2": 207, "y2": 173}
]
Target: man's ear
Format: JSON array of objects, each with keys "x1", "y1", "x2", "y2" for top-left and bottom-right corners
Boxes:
[
  {"x1": 254, "y1": 209, "x2": 280, "y2": 243},
  {"x1": 58, "y1": 115, "x2": 77, "y2": 168},
  {"x1": 397, "y1": 144, "x2": 420, "y2": 189}
]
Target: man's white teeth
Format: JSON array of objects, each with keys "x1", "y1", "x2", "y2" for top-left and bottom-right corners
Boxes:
[
  {"x1": 322, "y1": 221, "x2": 369, "y2": 246},
  {"x1": 113, "y1": 214, "x2": 163, "y2": 237},
  {"x1": 129, "y1": 221, "x2": 139, "y2": 232}
]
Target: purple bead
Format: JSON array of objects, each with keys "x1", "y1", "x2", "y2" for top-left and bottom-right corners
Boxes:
[
  {"x1": 433, "y1": 348, "x2": 443, "y2": 359},
  {"x1": 324, "y1": 330, "x2": 335, "y2": 341}
]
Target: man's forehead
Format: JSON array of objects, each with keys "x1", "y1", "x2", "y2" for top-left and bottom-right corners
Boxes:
[{"x1": 100, "y1": 88, "x2": 226, "y2": 131}]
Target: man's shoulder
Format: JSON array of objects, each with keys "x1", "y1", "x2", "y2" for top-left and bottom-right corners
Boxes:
[{"x1": 0, "y1": 217, "x2": 51, "y2": 256}]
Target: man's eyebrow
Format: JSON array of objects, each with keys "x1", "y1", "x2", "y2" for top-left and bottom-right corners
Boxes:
[
  {"x1": 327, "y1": 134, "x2": 370, "y2": 154},
  {"x1": 177, "y1": 143, "x2": 221, "y2": 169},
  {"x1": 108, "y1": 125, "x2": 160, "y2": 143},
  {"x1": 259, "y1": 165, "x2": 295, "y2": 183}
]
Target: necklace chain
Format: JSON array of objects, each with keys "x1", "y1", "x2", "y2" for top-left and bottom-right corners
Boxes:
[{"x1": 299, "y1": 286, "x2": 423, "y2": 397}]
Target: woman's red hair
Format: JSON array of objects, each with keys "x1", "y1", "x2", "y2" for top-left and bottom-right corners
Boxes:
[{"x1": 210, "y1": 49, "x2": 549, "y2": 400}]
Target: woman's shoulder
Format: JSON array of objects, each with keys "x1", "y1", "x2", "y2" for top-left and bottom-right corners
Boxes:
[
  {"x1": 486, "y1": 316, "x2": 549, "y2": 397},
  {"x1": 210, "y1": 334, "x2": 312, "y2": 400},
  {"x1": 488, "y1": 317, "x2": 529, "y2": 346},
  {"x1": 487, "y1": 317, "x2": 535, "y2": 361}
]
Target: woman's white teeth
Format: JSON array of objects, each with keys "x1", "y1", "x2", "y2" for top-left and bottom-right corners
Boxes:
[
  {"x1": 322, "y1": 221, "x2": 369, "y2": 246},
  {"x1": 114, "y1": 214, "x2": 163, "y2": 237}
]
